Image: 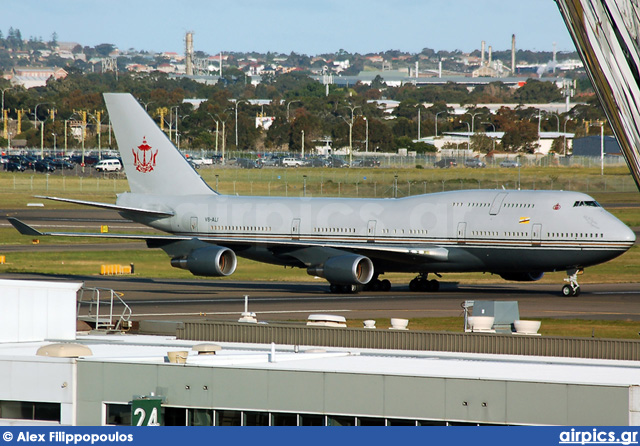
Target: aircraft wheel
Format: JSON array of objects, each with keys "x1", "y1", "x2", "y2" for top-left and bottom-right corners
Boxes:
[
  {"x1": 380, "y1": 279, "x2": 391, "y2": 292},
  {"x1": 561, "y1": 285, "x2": 573, "y2": 297},
  {"x1": 329, "y1": 284, "x2": 340, "y2": 294},
  {"x1": 370, "y1": 280, "x2": 381, "y2": 292},
  {"x1": 409, "y1": 279, "x2": 419, "y2": 292},
  {"x1": 573, "y1": 286, "x2": 581, "y2": 297},
  {"x1": 428, "y1": 280, "x2": 440, "y2": 291}
]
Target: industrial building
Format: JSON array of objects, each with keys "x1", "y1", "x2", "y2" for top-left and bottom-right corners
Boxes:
[{"x1": 2, "y1": 279, "x2": 639, "y2": 426}]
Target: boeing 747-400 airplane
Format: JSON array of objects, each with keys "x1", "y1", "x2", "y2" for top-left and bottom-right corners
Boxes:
[{"x1": 9, "y1": 93, "x2": 636, "y2": 296}]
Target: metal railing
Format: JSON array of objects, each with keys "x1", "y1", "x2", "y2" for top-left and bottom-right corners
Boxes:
[{"x1": 77, "y1": 287, "x2": 132, "y2": 331}]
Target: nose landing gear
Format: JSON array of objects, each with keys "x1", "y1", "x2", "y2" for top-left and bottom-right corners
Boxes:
[{"x1": 561, "y1": 269, "x2": 582, "y2": 296}]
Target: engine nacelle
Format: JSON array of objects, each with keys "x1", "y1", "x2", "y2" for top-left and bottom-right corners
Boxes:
[
  {"x1": 171, "y1": 245, "x2": 237, "y2": 277},
  {"x1": 307, "y1": 254, "x2": 374, "y2": 285},
  {"x1": 498, "y1": 271, "x2": 544, "y2": 282}
]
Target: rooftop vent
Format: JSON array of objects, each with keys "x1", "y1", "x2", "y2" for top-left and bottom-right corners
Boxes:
[
  {"x1": 192, "y1": 343, "x2": 222, "y2": 355},
  {"x1": 36, "y1": 343, "x2": 93, "y2": 358}
]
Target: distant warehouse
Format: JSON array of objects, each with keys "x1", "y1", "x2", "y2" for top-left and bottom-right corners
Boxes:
[{"x1": 572, "y1": 135, "x2": 622, "y2": 157}]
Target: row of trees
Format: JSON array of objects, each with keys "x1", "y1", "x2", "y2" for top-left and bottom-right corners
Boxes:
[{"x1": 0, "y1": 70, "x2": 608, "y2": 155}]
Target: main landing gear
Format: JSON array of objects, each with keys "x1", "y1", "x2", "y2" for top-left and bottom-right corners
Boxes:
[
  {"x1": 329, "y1": 274, "x2": 391, "y2": 294},
  {"x1": 329, "y1": 284, "x2": 362, "y2": 294},
  {"x1": 409, "y1": 273, "x2": 440, "y2": 292},
  {"x1": 561, "y1": 268, "x2": 582, "y2": 297}
]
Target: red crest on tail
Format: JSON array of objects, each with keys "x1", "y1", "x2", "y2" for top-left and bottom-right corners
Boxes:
[{"x1": 132, "y1": 137, "x2": 157, "y2": 173}]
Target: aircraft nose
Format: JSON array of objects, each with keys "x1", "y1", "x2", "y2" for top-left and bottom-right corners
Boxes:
[
  {"x1": 624, "y1": 225, "x2": 637, "y2": 243},
  {"x1": 617, "y1": 220, "x2": 637, "y2": 244}
]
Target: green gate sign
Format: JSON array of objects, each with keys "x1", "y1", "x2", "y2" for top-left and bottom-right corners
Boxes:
[{"x1": 131, "y1": 397, "x2": 162, "y2": 426}]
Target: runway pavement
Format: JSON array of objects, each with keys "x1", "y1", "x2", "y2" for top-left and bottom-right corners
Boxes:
[
  {"x1": 2, "y1": 208, "x2": 640, "y2": 323},
  {"x1": 2, "y1": 272, "x2": 640, "y2": 322}
]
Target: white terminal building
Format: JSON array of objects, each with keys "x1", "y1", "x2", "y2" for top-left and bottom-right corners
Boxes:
[{"x1": 1, "y1": 279, "x2": 640, "y2": 426}]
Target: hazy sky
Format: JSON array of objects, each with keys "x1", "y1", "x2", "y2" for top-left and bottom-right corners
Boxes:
[{"x1": 4, "y1": 0, "x2": 575, "y2": 55}]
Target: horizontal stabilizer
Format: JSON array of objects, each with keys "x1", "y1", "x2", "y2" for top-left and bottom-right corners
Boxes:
[
  {"x1": 35, "y1": 196, "x2": 174, "y2": 218},
  {"x1": 7, "y1": 218, "x2": 43, "y2": 236}
]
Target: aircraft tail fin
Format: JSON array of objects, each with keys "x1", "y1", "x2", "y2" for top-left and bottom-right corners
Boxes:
[{"x1": 103, "y1": 93, "x2": 215, "y2": 196}]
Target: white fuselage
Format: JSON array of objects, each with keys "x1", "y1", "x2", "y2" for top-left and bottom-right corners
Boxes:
[{"x1": 117, "y1": 189, "x2": 635, "y2": 275}]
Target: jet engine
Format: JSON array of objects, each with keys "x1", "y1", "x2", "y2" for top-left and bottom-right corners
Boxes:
[
  {"x1": 307, "y1": 254, "x2": 374, "y2": 285},
  {"x1": 498, "y1": 271, "x2": 544, "y2": 282},
  {"x1": 171, "y1": 245, "x2": 237, "y2": 277}
]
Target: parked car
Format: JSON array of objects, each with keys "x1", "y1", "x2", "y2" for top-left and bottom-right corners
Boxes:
[
  {"x1": 188, "y1": 157, "x2": 213, "y2": 167},
  {"x1": 71, "y1": 155, "x2": 99, "y2": 166},
  {"x1": 326, "y1": 157, "x2": 349, "y2": 168},
  {"x1": 237, "y1": 158, "x2": 263, "y2": 169},
  {"x1": 500, "y1": 159, "x2": 522, "y2": 168},
  {"x1": 261, "y1": 156, "x2": 282, "y2": 167},
  {"x1": 5, "y1": 159, "x2": 26, "y2": 172},
  {"x1": 94, "y1": 159, "x2": 122, "y2": 172},
  {"x1": 307, "y1": 157, "x2": 328, "y2": 167},
  {"x1": 282, "y1": 157, "x2": 304, "y2": 167},
  {"x1": 352, "y1": 158, "x2": 381, "y2": 168},
  {"x1": 34, "y1": 159, "x2": 56, "y2": 173},
  {"x1": 49, "y1": 158, "x2": 75, "y2": 170},
  {"x1": 434, "y1": 158, "x2": 457, "y2": 168},
  {"x1": 464, "y1": 158, "x2": 486, "y2": 168}
]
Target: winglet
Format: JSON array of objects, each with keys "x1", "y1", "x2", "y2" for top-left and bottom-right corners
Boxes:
[{"x1": 7, "y1": 218, "x2": 44, "y2": 236}]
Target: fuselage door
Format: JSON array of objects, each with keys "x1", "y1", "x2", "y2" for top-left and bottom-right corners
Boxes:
[
  {"x1": 489, "y1": 192, "x2": 508, "y2": 215},
  {"x1": 532, "y1": 223, "x2": 542, "y2": 246},
  {"x1": 457, "y1": 222, "x2": 467, "y2": 244},
  {"x1": 367, "y1": 220, "x2": 377, "y2": 243},
  {"x1": 291, "y1": 218, "x2": 301, "y2": 240},
  {"x1": 190, "y1": 216, "x2": 198, "y2": 233}
]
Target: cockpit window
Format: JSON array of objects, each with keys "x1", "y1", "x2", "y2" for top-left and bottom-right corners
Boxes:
[{"x1": 573, "y1": 200, "x2": 601, "y2": 207}]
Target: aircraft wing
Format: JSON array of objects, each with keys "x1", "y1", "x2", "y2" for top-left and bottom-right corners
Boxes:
[
  {"x1": 34, "y1": 196, "x2": 175, "y2": 218},
  {"x1": 7, "y1": 218, "x2": 448, "y2": 262}
]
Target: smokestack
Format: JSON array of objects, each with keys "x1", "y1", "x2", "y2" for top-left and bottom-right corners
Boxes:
[
  {"x1": 481, "y1": 40, "x2": 486, "y2": 66},
  {"x1": 553, "y1": 41, "x2": 557, "y2": 74},
  {"x1": 511, "y1": 34, "x2": 516, "y2": 75},
  {"x1": 488, "y1": 46, "x2": 492, "y2": 66},
  {"x1": 185, "y1": 31, "x2": 194, "y2": 76}
]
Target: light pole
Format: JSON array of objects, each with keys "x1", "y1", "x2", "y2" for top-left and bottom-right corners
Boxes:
[
  {"x1": 234, "y1": 99, "x2": 249, "y2": 149},
  {"x1": 416, "y1": 105, "x2": 421, "y2": 141},
  {"x1": 342, "y1": 105, "x2": 361, "y2": 166},
  {"x1": 71, "y1": 112, "x2": 86, "y2": 169},
  {"x1": 170, "y1": 106, "x2": 179, "y2": 143},
  {"x1": 207, "y1": 113, "x2": 219, "y2": 155},
  {"x1": 34, "y1": 102, "x2": 52, "y2": 159},
  {"x1": 435, "y1": 111, "x2": 446, "y2": 137},
  {"x1": 462, "y1": 121, "x2": 471, "y2": 151},
  {"x1": 287, "y1": 100, "x2": 301, "y2": 121},
  {"x1": 52, "y1": 133, "x2": 56, "y2": 152},
  {"x1": 363, "y1": 116, "x2": 369, "y2": 152},
  {"x1": 215, "y1": 114, "x2": 228, "y2": 164},
  {"x1": 64, "y1": 120, "x2": 68, "y2": 156},
  {"x1": 481, "y1": 122, "x2": 496, "y2": 151},
  {"x1": 470, "y1": 112, "x2": 483, "y2": 133},
  {"x1": 1, "y1": 87, "x2": 12, "y2": 124},
  {"x1": 87, "y1": 112, "x2": 103, "y2": 159},
  {"x1": 563, "y1": 117, "x2": 571, "y2": 157},
  {"x1": 139, "y1": 99, "x2": 154, "y2": 111}
]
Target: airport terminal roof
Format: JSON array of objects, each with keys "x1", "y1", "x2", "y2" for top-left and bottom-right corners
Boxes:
[{"x1": 3, "y1": 333, "x2": 640, "y2": 388}]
